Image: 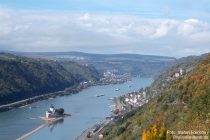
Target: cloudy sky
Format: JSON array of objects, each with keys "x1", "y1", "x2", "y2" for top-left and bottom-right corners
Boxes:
[{"x1": 0, "y1": 0, "x2": 210, "y2": 57}]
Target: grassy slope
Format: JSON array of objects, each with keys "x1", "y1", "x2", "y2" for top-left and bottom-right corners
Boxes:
[{"x1": 102, "y1": 54, "x2": 210, "y2": 140}]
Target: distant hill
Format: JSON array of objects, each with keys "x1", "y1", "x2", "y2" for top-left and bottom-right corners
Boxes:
[
  {"x1": 101, "y1": 53, "x2": 210, "y2": 139},
  {"x1": 14, "y1": 51, "x2": 176, "y2": 77},
  {"x1": 0, "y1": 53, "x2": 99, "y2": 105}
]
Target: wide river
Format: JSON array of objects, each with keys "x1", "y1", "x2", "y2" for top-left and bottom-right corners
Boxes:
[{"x1": 0, "y1": 77, "x2": 153, "y2": 140}]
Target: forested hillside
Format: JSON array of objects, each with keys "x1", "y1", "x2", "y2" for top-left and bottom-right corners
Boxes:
[
  {"x1": 17, "y1": 52, "x2": 175, "y2": 77},
  {"x1": 0, "y1": 53, "x2": 99, "y2": 105},
  {"x1": 101, "y1": 54, "x2": 210, "y2": 140}
]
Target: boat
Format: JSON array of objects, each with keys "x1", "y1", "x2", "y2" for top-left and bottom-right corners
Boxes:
[
  {"x1": 115, "y1": 88, "x2": 120, "y2": 91},
  {"x1": 95, "y1": 94, "x2": 105, "y2": 97},
  {"x1": 39, "y1": 104, "x2": 71, "y2": 122}
]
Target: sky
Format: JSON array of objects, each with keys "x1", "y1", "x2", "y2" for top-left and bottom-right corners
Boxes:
[{"x1": 0, "y1": 0, "x2": 210, "y2": 57}]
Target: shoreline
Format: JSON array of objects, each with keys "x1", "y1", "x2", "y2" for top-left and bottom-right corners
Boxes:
[
  {"x1": 0, "y1": 91, "x2": 63, "y2": 112},
  {"x1": 74, "y1": 112, "x2": 131, "y2": 140},
  {"x1": 0, "y1": 78, "x2": 131, "y2": 112},
  {"x1": 75, "y1": 118, "x2": 112, "y2": 140},
  {"x1": 0, "y1": 82, "x2": 94, "y2": 112},
  {"x1": 75, "y1": 87, "x2": 151, "y2": 140}
]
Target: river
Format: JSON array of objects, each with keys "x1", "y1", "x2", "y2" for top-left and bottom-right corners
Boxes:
[{"x1": 0, "y1": 77, "x2": 153, "y2": 140}]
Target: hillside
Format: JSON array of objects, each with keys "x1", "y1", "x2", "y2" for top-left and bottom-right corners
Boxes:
[
  {"x1": 0, "y1": 53, "x2": 99, "y2": 105},
  {"x1": 101, "y1": 54, "x2": 210, "y2": 140},
  {"x1": 15, "y1": 52, "x2": 175, "y2": 77}
]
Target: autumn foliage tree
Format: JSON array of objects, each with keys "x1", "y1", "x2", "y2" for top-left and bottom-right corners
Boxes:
[{"x1": 142, "y1": 124, "x2": 166, "y2": 140}]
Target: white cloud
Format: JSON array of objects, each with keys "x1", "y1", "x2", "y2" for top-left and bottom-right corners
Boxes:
[
  {"x1": 177, "y1": 18, "x2": 209, "y2": 37},
  {"x1": 184, "y1": 19, "x2": 199, "y2": 24},
  {"x1": 0, "y1": 8, "x2": 209, "y2": 57},
  {"x1": 79, "y1": 13, "x2": 90, "y2": 21}
]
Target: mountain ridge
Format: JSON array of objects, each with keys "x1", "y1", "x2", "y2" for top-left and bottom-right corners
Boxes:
[{"x1": 12, "y1": 51, "x2": 176, "y2": 77}]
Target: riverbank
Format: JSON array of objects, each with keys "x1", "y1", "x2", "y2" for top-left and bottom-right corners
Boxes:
[
  {"x1": 0, "y1": 82, "x2": 94, "y2": 112},
  {"x1": 0, "y1": 76, "x2": 132, "y2": 112},
  {"x1": 75, "y1": 117, "x2": 112, "y2": 140},
  {"x1": 74, "y1": 111, "x2": 134, "y2": 140},
  {"x1": 75, "y1": 87, "x2": 150, "y2": 140}
]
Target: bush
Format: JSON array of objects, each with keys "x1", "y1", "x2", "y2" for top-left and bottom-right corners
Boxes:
[{"x1": 117, "y1": 126, "x2": 126, "y2": 135}]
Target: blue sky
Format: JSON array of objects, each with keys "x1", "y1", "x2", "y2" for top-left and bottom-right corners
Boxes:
[
  {"x1": 0, "y1": 0, "x2": 209, "y2": 57},
  {"x1": 1, "y1": 0, "x2": 210, "y2": 19}
]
